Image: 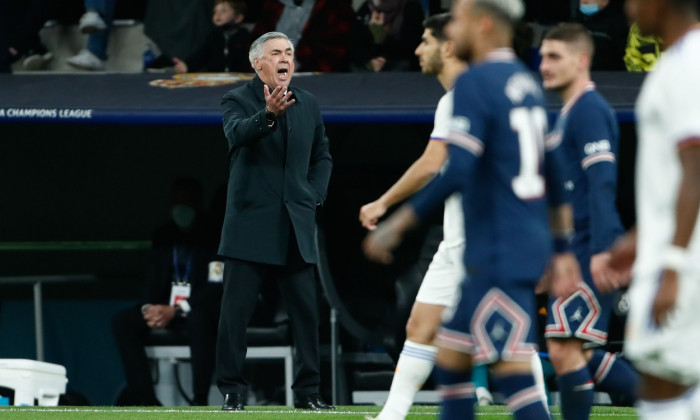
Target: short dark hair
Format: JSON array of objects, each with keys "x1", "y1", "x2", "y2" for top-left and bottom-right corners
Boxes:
[
  {"x1": 543, "y1": 23, "x2": 595, "y2": 58},
  {"x1": 423, "y1": 13, "x2": 452, "y2": 42},
  {"x1": 216, "y1": 0, "x2": 247, "y2": 16},
  {"x1": 472, "y1": 0, "x2": 525, "y2": 30}
]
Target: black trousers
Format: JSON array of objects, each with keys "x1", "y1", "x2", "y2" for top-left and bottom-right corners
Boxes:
[
  {"x1": 215, "y1": 235, "x2": 320, "y2": 398},
  {"x1": 112, "y1": 300, "x2": 220, "y2": 405}
]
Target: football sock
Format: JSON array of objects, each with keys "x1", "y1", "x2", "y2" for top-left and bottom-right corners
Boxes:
[
  {"x1": 376, "y1": 340, "x2": 437, "y2": 420},
  {"x1": 588, "y1": 350, "x2": 638, "y2": 403},
  {"x1": 492, "y1": 373, "x2": 549, "y2": 420},
  {"x1": 558, "y1": 367, "x2": 594, "y2": 420},
  {"x1": 435, "y1": 365, "x2": 474, "y2": 420}
]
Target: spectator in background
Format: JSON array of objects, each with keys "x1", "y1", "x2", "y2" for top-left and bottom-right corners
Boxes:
[
  {"x1": 352, "y1": 0, "x2": 425, "y2": 72},
  {"x1": 574, "y1": 0, "x2": 628, "y2": 70},
  {"x1": 623, "y1": 0, "x2": 661, "y2": 71},
  {"x1": 67, "y1": 0, "x2": 116, "y2": 70},
  {"x1": 173, "y1": 0, "x2": 251, "y2": 74},
  {"x1": 143, "y1": 0, "x2": 215, "y2": 71},
  {"x1": 0, "y1": 0, "x2": 54, "y2": 72},
  {"x1": 252, "y1": 0, "x2": 356, "y2": 72},
  {"x1": 112, "y1": 177, "x2": 222, "y2": 406}
]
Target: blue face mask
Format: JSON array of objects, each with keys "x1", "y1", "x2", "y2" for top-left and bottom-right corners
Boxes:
[{"x1": 579, "y1": 3, "x2": 599, "y2": 16}]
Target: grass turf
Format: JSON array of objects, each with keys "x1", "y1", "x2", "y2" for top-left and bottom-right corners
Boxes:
[{"x1": 0, "y1": 405, "x2": 638, "y2": 419}]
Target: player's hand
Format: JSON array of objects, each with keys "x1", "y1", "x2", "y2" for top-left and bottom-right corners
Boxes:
[
  {"x1": 144, "y1": 304, "x2": 175, "y2": 329},
  {"x1": 173, "y1": 57, "x2": 187, "y2": 74},
  {"x1": 608, "y1": 230, "x2": 636, "y2": 280},
  {"x1": 591, "y1": 252, "x2": 622, "y2": 293},
  {"x1": 535, "y1": 268, "x2": 552, "y2": 294},
  {"x1": 363, "y1": 206, "x2": 416, "y2": 264},
  {"x1": 359, "y1": 200, "x2": 388, "y2": 230},
  {"x1": 652, "y1": 269, "x2": 679, "y2": 326},
  {"x1": 551, "y1": 252, "x2": 583, "y2": 299},
  {"x1": 264, "y1": 85, "x2": 295, "y2": 116}
]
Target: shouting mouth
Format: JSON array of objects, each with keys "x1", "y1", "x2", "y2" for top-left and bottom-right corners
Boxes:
[{"x1": 277, "y1": 67, "x2": 289, "y2": 80}]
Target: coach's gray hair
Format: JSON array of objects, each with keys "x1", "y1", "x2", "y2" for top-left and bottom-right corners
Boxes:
[
  {"x1": 248, "y1": 32, "x2": 295, "y2": 70},
  {"x1": 475, "y1": 0, "x2": 525, "y2": 22}
]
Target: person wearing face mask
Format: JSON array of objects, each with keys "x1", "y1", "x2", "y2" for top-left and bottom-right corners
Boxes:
[
  {"x1": 216, "y1": 32, "x2": 332, "y2": 411},
  {"x1": 574, "y1": 0, "x2": 629, "y2": 70},
  {"x1": 112, "y1": 177, "x2": 222, "y2": 406},
  {"x1": 172, "y1": 0, "x2": 252, "y2": 73}
]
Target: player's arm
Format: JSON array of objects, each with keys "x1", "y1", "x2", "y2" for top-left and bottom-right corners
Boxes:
[
  {"x1": 573, "y1": 107, "x2": 626, "y2": 291},
  {"x1": 359, "y1": 140, "x2": 448, "y2": 230},
  {"x1": 653, "y1": 141, "x2": 700, "y2": 325},
  {"x1": 541, "y1": 136, "x2": 583, "y2": 298},
  {"x1": 363, "y1": 144, "x2": 476, "y2": 264}
]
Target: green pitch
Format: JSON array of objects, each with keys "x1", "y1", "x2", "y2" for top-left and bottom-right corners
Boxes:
[{"x1": 0, "y1": 405, "x2": 638, "y2": 419}]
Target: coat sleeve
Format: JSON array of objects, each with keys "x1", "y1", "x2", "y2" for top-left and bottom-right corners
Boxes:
[
  {"x1": 307, "y1": 99, "x2": 333, "y2": 205},
  {"x1": 221, "y1": 91, "x2": 274, "y2": 150}
]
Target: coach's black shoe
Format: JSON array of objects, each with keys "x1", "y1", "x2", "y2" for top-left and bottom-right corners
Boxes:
[
  {"x1": 221, "y1": 393, "x2": 245, "y2": 411},
  {"x1": 294, "y1": 393, "x2": 335, "y2": 410}
]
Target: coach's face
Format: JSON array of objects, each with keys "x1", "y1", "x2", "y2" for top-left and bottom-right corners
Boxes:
[
  {"x1": 254, "y1": 38, "x2": 295, "y2": 88},
  {"x1": 540, "y1": 40, "x2": 580, "y2": 91}
]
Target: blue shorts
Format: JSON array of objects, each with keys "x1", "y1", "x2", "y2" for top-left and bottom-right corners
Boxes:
[
  {"x1": 436, "y1": 277, "x2": 538, "y2": 364},
  {"x1": 544, "y1": 248, "x2": 613, "y2": 346}
]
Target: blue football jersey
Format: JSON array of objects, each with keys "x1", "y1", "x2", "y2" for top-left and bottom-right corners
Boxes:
[
  {"x1": 411, "y1": 50, "x2": 562, "y2": 283},
  {"x1": 547, "y1": 84, "x2": 624, "y2": 255}
]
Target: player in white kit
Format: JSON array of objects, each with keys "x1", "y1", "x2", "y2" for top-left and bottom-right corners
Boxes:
[
  {"x1": 359, "y1": 14, "x2": 470, "y2": 420},
  {"x1": 606, "y1": 0, "x2": 700, "y2": 418}
]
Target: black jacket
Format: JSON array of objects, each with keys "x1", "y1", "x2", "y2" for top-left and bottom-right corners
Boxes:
[
  {"x1": 218, "y1": 76, "x2": 332, "y2": 265},
  {"x1": 575, "y1": 5, "x2": 628, "y2": 71}
]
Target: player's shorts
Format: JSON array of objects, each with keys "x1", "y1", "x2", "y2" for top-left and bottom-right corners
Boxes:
[
  {"x1": 415, "y1": 242, "x2": 465, "y2": 308},
  {"x1": 625, "y1": 271, "x2": 700, "y2": 386},
  {"x1": 544, "y1": 248, "x2": 613, "y2": 346},
  {"x1": 436, "y1": 278, "x2": 538, "y2": 365}
]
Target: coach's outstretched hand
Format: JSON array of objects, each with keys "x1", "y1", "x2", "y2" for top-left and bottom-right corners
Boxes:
[
  {"x1": 363, "y1": 205, "x2": 418, "y2": 264},
  {"x1": 264, "y1": 85, "x2": 295, "y2": 116}
]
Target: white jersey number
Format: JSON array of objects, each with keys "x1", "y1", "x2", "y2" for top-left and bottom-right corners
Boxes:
[{"x1": 510, "y1": 106, "x2": 547, "y2": 200}]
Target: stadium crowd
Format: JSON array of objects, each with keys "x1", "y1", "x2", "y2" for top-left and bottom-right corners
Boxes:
[{"x1": 1, "y1": 0, "x2": 659, "y2": 74}]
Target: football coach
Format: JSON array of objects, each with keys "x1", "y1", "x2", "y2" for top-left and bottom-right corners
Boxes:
[{"x1": 215, "y1": 31, "x2": 333, "y2": 411}]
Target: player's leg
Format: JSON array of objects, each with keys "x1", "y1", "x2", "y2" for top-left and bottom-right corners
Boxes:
[
  {"x1": 636, "y1": 373, "x2": 695, "y2": 420},
  {"x1": 491, "y1": 360, "x2": 549, "y2": 420},
  {"x1": 547, "y1": 337, "x2": 593, "y2": 420},
  {"x1": 435, "y1": 346, "x2": 475, "y2": 420},
  {"x1": 472, "y1": 363, "x2": 493, "y2": 406},
  {"x1": 585, "y1": 347, "x2": 638, "y2": 403},
  {"x1": 471, "y1": 285, "x2": 548, "y2": 420},
  {"x1": 372, "y1": 301, "x2": 444, "y2": 420}
]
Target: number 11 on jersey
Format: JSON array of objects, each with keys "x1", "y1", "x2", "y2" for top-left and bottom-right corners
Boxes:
[{"x1": 510, "y1": 106, "x2": 547, "y2": 200}]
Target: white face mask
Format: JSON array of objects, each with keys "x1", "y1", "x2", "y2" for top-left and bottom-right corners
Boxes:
[{"x1": 172, "y1": 205, "x2": 196, "y2": 230}]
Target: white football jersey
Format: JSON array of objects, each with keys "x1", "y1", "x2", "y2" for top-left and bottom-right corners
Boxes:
[
  {"x1": 431, "y1": 90, "x2": 465, "y2": 249},
  {"x1": 634, "y1": 28, "x2": 700, "y2": 277}
]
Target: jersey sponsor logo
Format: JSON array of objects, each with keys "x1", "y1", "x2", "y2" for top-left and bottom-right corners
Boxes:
[{"x1": 584, "y1": 139, "x2": 611, "y2": 156}]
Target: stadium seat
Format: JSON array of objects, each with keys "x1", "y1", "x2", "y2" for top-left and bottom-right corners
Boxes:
[{"x1": 144, "y1": 324, "x2": 294, "y2": 406}]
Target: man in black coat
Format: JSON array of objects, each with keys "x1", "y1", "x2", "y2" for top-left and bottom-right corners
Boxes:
[{"x1": 216, "y1": 31, "x2": 333, "y2": 411}]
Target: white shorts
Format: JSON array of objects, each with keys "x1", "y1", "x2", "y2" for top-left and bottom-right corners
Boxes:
[
  {"x1": 625, "y1": 271, "x2": 700, "y2": 386},
  {"x1": 415, "y1": 242, "x2": 465, "y2": 308}
]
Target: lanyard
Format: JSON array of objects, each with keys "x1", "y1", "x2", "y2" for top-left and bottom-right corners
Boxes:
[{"x1": 172, "y1": 247, "x2": 192, "y2": 284}]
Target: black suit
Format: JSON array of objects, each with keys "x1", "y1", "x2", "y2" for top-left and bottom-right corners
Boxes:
[{"x1": 216, "y1": 76, "x2": 332, "y2": 398}]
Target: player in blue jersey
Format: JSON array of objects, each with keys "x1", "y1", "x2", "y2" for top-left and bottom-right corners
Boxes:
[
  {"x1": 539, "y1": 23, "x2": 639, "y2": 420},
  {"x1": 364, "y1": 1, "x2": 582, "y2": 419}
]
